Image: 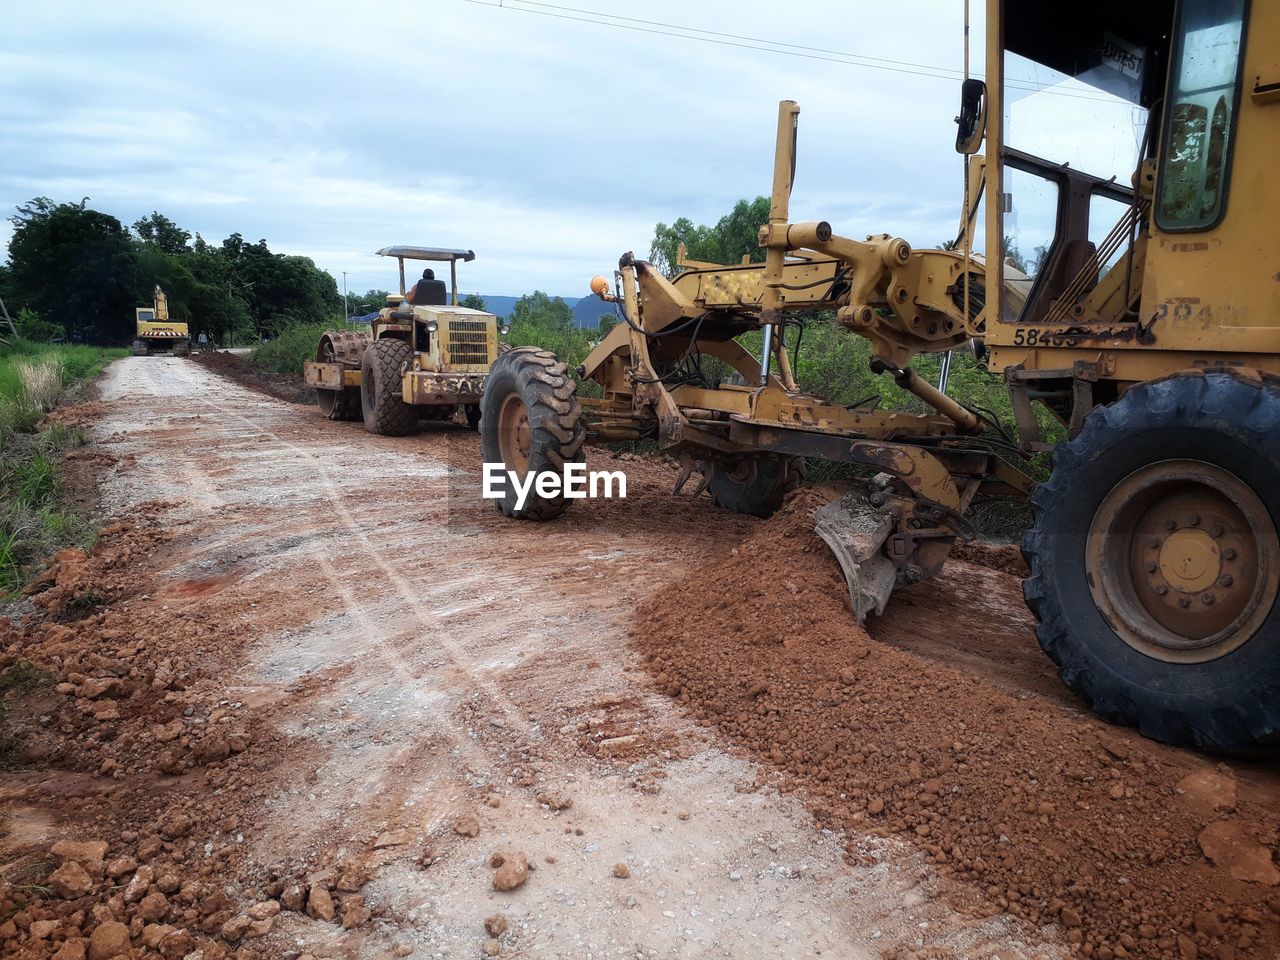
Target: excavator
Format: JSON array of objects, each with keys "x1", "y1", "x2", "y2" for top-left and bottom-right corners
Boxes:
[
  {"x1": 132, "y1": 286, "x2": 190, "y2": 357},
  {"x1": 480, "y1": 0, "x2": 1279, "y2": 749}
]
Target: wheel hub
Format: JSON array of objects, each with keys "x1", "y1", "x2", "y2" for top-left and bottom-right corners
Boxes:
[
  {"x1": 1086, "y1": 459, "x2": 1278, "y2": 663},
  {"x1": 497, "y1": 394, "x2": 531, "y2": 474},
  {"x1": 1157, "y1": 528, "x2": 1221, "y2": 593}
]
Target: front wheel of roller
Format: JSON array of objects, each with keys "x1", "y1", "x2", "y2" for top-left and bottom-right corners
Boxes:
[
  {"x1": 707, "y1": 454, "x2": 806, "y2": 518},
  {"x1": 317, "y1": 387, "x2": 360, "y2": 421},
  {"x1": 1022, "y1": 370, "x2": 1280, "y2": 749},
  {"x1": 479, "y1": 347, "x2": 583, "y2": 520}
]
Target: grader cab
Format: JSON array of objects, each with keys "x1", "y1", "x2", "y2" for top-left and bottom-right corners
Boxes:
[
  {"x1": 303, "y1": 246, "x2": 508, "y2": 433},
  {"x1": 481, "y1": 0, "x2": 1279, "y2": 748}
]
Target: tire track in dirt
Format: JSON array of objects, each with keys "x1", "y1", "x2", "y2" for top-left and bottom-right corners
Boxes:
[{"x1": 2, "y1": 357, "x2": 1070, "y2": 959}]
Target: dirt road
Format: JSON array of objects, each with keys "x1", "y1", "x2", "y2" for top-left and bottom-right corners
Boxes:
[{"x1": 3, "y1": 356, "x2": 1279, "y2": 960}]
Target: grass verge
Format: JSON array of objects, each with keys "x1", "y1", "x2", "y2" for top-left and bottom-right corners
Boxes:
[
  {"x1": 0, "y1": 340, "x2": 125, "y2": 595},
  {"x1": 250, "y1": 322, "x2": 333, "y2": 375}
]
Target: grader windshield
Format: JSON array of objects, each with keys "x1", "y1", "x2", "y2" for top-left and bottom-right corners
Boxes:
[{"x1": 982, "y1": 1, "x2": 1249, "y2": 331}]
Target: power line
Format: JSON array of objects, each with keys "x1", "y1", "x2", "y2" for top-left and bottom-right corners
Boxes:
[
  {"x1": 520, "y1": 0, "x2": 971, "y2": 78},
  {"x1": 460, "y1": 0, "x2": 1121, "y2": 104}
]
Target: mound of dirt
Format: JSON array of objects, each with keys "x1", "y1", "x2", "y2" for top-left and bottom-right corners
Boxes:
[
  {"x1": 0, "y1": 507, "x2": 340, "y2": 960},
  {"x1": 635, "y1": 488, "x2": 1280, "y2": 959},
  {"x1": 952, "y1": 540, "x2": 1030, "y2": 578},
  {"x1": 191, "y1": 350, "x2": 313, "y2": 405}
]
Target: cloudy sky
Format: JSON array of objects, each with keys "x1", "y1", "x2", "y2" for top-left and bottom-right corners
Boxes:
[{"x1": 2, "y1": 1, "x2": 1140, "y2": 298}]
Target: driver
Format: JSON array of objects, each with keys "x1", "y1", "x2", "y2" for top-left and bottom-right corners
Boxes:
[{"x1": 406, "y1": 268, "x2": 447, "y2": 306}]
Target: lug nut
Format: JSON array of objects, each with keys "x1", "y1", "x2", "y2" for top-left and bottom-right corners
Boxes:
[
  {"x1": 1164, "y1": 519, "x2": 1177, "y2": 531},
  {"x1": 1223, "y1": 548, "x2": 1237, "y2": 560},
  {"x1": 1144, "y1": 561, "x2": 1157, "y2": 573},
  {"x1": 1178, "y1": 597, "x2": 1191, "y2": 608},
  {"x1": 1219, "y1": 574, "x2": 1233, "y2": 587},
  {"x1": 1189, "y1": 514, "x2": 1201, "y2": 526},
  {"x1": 1155, "y1": 585, "x2": 1168, "y2": 596},
  {"x1": 1202, "y1": 593, "x2": 1215, "y2": 605},
  {"x1": 1210, "y1": 523, "x2": 1225, "y2": 538}
]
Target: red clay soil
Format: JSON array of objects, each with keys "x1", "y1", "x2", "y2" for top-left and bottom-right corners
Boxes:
[
  {"x1": 635, "y1": 488, "x2": 1280, "y2": 960},
  {"x1": 0, "y1": 510, "x2": 312, "y2": 960},
  {"x1": 952, "y1": 540, "x2": 1030, "y2": 578}
]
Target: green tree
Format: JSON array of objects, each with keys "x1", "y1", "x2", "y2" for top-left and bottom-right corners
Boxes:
[
  {"x1": 7, "y1": 197, "x2": 142, "y2": 342},
  {"x1": 8, "y1": 199, "x2": 348, "y2": 345},
  {"x1": 459, "y1": 293, "x2": 487, "y2": 311},
  {"x1": 348, "y1": 289, "x2": 391, "y2": 315},
  {"x1": 649, "y1": 196, "x2": 771, "y2": 277},
  {"x1": 217, "y1": 234, "x2": 341, "y2": 335},
  {"x1": 133, "y1": 212, "x2": 191, "y2": 255},
  {"x1": 510, "y1": 291, "x2": 572, "y2": 331},
  {"x1": 506, "y1": 291, "x2": 594, "y2": 393},
  {"x1": 15, "y1": 307, "x2": 63, "y2": 342}
]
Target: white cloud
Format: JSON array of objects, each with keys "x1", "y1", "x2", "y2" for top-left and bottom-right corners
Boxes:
[{"x1": 3, "y1": 0, "x2": 986, "y2": 296}]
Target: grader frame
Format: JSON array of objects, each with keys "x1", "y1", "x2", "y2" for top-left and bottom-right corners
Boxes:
[
  {"x1": 574, "y1": 100, "x2": 1033, "y2": 615},
  {"x1": 485, "y1": 0, "x2": 1280, "y2": 747}
]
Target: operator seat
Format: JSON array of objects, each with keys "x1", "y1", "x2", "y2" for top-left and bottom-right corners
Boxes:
[{"x1": 412, "y1": 277, "x2": 448, "y2": 306}]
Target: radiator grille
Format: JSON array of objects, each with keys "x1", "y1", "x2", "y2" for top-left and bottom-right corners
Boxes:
[{"x1": 444, "y1": 318, "x2": 491, "y2": 365}]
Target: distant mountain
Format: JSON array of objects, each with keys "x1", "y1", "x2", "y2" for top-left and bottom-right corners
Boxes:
[
  {"x1": 473, "y1": 295, "x2": 519, "y2": 318},
  {"x1": 473, "y1": 295, "x2": 580, "y2": 319},
  {"x1": 571, "y1": 293, "x2": 617, "y2": 331}
]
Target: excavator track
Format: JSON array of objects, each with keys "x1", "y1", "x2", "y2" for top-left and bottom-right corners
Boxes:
[{"x1": 813, "y1": 491, "x2": 899, "y2": 622}]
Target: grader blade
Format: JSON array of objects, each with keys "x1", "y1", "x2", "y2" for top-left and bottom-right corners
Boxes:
[{"x1": 813, "y1": 493, "x2": 897, "y2": 622}]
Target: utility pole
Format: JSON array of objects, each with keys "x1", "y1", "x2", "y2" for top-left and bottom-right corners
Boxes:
[{"x1": 342, "y1": 271, "x2": 349, "y2": 321}]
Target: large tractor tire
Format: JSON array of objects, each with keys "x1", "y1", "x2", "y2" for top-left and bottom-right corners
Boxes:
[
  {"x1": 360, "y1": 338, "x2": 418, "y2": 436},
  {"x1": 1022, "y1": 371, "x2": 1280, "y2": 748},
  {"x1": 132, "y1": 340, "x2": 148, "y2": 357},
  {"x1": 707, "y1": 454, "x2": 807, "y2": 518},
  {"x1": 479, "y1": 347, "x2": 583, "y2": 520},
  {"x1": 174, "y1": 340, "x2": 191, "y2": 357}
]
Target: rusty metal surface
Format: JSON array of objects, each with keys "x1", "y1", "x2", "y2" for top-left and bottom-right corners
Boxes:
[
  {"x1": 404, "y1": 370, "x2": 486, "y2": 405},
  {"x1": 302, "y1": 361, "x2": 343, "y2": 390},
  {"x1": 814, "y1": 492, "x2": 897, "y2": 621},
  {"x1": 1085, "y1": 458, "x2": 1280, "y2": 664},
  {"x1": 317, "y1": 330, "x2": 371, "y2": 367},
  {"x1": 437, "y1": 314, "x2": 494, "y2": 369},
  {"x1": 497, "y1": 393, "x2": 532, "y2": 474}
]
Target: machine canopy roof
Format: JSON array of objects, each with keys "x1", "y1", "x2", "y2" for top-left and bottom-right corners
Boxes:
[
  {"x1": 1006, "y1": 0, "x2": 1173, "y2": 107},
  {"x1": 375, "y1": 246, "x2": 476, "y2": 263}
]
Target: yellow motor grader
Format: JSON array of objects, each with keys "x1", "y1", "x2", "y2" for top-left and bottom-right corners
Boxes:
[
  {"x1": 304, "y1": 246, "x2": 507, "y2": 433},
  {"x1": 481, "y1": 0, "x2": 1279, "y2": 748}
]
